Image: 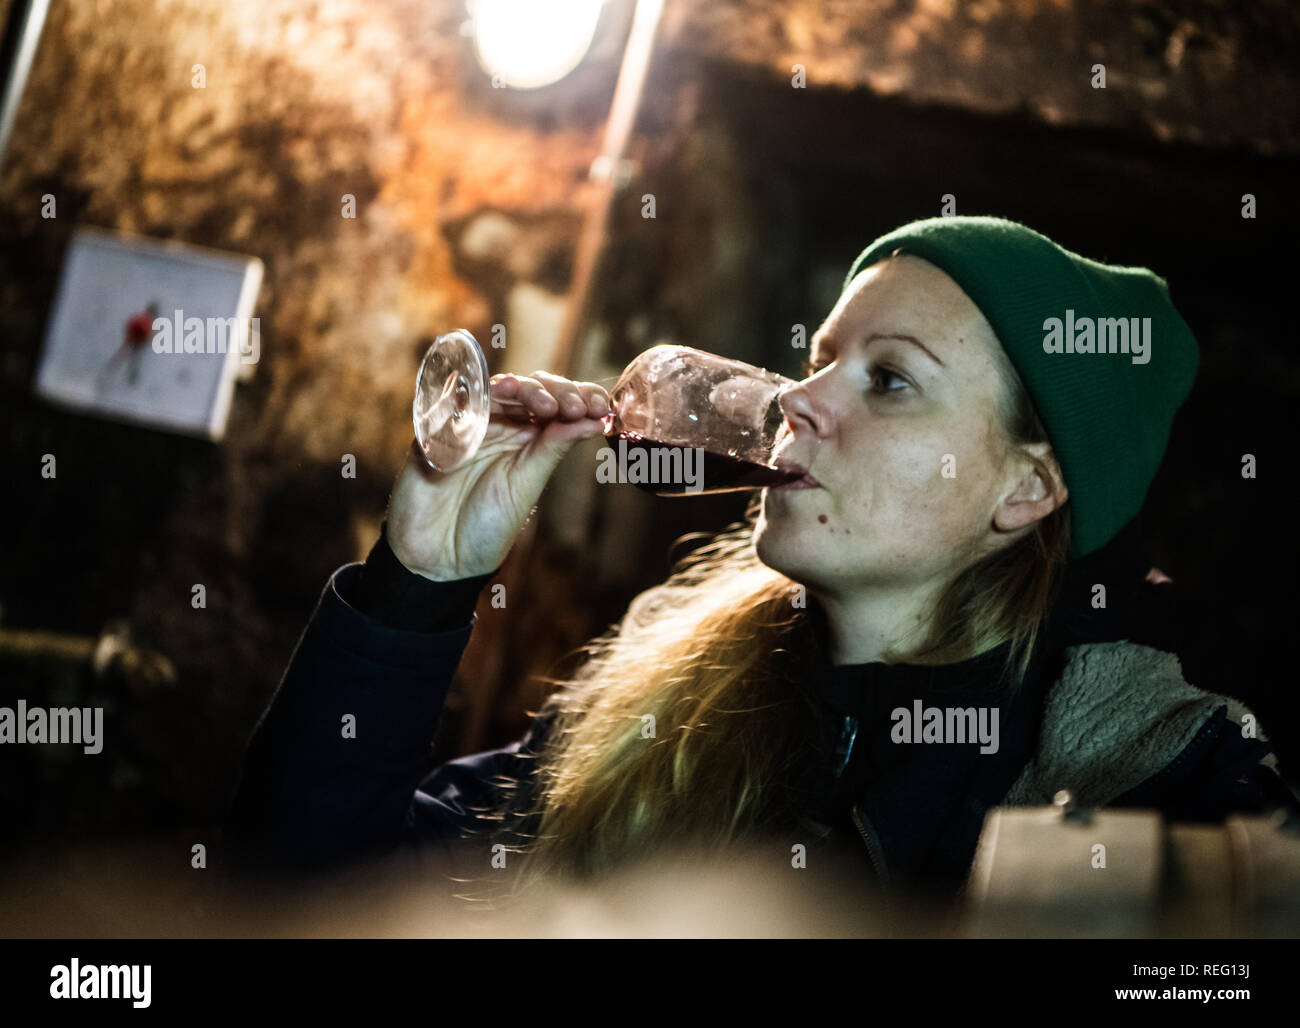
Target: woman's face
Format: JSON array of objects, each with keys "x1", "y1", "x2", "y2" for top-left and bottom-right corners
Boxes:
[{"x1": 756, "y1": 254, "x2": 1060, "y2": 599}]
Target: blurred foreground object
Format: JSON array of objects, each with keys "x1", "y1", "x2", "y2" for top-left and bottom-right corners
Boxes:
[
  {"x1": 4, "y1": 809, "x2": 1300, "y2": 937},
  {"x1": 964, "y1": 792, "x2": 1300, "y2": 938}
]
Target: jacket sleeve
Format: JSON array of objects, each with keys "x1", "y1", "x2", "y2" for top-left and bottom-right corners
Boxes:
[
  {"x1": 222, "y1": 547, "x2": 532, "y2": 880},
  {"x1": 1113, "y1": 703, "x2": 1300, "y2": 823}
]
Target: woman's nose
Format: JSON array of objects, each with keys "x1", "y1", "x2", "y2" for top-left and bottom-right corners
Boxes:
[{"x1": 778, "y1": 381, "x2": 826, "y2": 438}]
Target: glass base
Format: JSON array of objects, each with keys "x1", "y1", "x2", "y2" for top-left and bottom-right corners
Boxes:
[{"x1": 413, "y1": 329, "x2": 491, "y2": 472}]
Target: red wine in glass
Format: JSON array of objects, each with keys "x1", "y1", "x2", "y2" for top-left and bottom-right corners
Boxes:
[{"x1": 609, "y1": 432, "x2": 802, "y2": 495}]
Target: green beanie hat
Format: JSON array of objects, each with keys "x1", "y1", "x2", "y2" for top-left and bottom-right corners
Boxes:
[{"x1": 842, "y1": 215, "x2": 1199, "y2": 559}]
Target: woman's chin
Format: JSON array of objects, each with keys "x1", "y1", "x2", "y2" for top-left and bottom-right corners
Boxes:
[{"x1": 754, "y1": 522, "x2": 802, "y2": 577}]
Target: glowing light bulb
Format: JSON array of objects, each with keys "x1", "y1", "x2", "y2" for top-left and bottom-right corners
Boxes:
[{"x1": 470, "y1": 0, "x2": 606, "y2": 90}]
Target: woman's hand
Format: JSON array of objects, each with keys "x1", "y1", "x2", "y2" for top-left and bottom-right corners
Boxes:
[{"x1": 385, "y1": 371, "x2": 610, "y2": 580}]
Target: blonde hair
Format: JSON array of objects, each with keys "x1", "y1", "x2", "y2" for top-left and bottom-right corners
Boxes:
[{"x1": 464, "y1": 341, "x2": 1071, "y2": 898}]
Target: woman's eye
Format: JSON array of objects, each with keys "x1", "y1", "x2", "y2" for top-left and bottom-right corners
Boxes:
[
  {"x1": 869, "y1": 366, "x2": 911, "y2": 394},
  {"x1": 800, "y1": 357, "x2": 911, "y2": 395}
]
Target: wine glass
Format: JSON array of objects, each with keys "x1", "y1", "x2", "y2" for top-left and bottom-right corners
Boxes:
[
  {"x1": 414, "y1": 331, "x2": 805, "y2": 493},
  {"x1": 601, "y1": 343, "x2": 804, "y2": 494}
]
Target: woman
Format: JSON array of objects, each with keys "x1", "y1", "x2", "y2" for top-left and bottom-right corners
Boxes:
[{"x1": 225, "y1": 216, "x2": 1299, "y2": 908}]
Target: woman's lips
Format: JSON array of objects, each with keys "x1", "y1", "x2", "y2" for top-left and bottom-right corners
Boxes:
[{"x1": 772, "y1": 459, "x2": 822, "y2": 489}]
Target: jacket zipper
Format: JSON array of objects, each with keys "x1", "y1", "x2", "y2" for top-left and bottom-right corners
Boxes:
[
  {"x1": 850, "y1": 801, "x2": 890, "y2": 887},
  {"x1": 833, "y1": 713, "x2": 891, "y2": 887},
  {"x1": 830, "y1": 712, "x2": 891, "y2": 887}
]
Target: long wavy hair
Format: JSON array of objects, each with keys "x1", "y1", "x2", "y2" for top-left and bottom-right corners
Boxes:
[{"x1": 467, "y1": 338, "x2": 1071, "y2": 897}]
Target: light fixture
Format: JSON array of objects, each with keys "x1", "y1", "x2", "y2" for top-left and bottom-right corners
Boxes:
[{"x1": 468, "y1": 0, "x2": 607, "y2": 90}]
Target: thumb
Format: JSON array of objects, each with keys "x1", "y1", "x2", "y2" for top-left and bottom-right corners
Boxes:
[
  {"x1": 516, "y1": 417, "x2": 605, "y2": 485},
  {"x1": 538, "y1": 416, "x2": 606, "y2": 454}
]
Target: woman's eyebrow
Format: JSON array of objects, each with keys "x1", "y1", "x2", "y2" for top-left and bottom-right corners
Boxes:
[{"x1": 813, "y1": 331, "x2": 946, "y2": 367}]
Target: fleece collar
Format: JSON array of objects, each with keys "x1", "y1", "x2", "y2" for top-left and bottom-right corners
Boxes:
[{"x1": 1002, "y1": 640, "x2": 1233, "y2": 807}]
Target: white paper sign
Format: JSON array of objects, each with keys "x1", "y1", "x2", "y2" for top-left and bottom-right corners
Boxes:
[{"x1": 34, "y1": 227, "x2": 263, "y2": 440}]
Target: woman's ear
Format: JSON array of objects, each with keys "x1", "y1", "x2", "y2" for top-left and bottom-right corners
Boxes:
[{"x1": 993, "y1": 442, "x2": 1068, "y2": 532}]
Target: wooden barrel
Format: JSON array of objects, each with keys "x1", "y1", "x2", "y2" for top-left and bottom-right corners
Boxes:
[{"x1": 961, "y1": 791, "x2": 1300, "y2": 937}]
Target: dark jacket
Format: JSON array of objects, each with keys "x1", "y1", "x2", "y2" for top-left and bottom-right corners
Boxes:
[{"x1": 223, "y1": 522, "x2": 1300, "y2": 902}]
